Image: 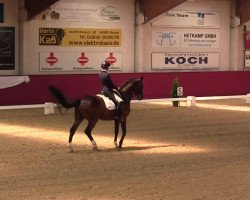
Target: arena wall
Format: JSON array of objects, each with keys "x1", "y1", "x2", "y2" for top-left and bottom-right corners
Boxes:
[{"x1": 1, "y1": 72, "x2": 250, "y2": 105}]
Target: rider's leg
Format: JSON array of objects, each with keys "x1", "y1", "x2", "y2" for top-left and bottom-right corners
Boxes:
[
  {"x1": 114, "y1": 94, "x2": 124, "y2": 121},
  {"x1": 104, "y1": 90, "x2": 123, "y2": 121}
]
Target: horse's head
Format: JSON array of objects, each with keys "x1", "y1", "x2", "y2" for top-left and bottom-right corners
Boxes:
[
  {"x1": 132, "y1": 77, "x2": 144, "y2": 100},
  {"x1": 120, "y1": 77, "x2": 144, "y2": 101}
]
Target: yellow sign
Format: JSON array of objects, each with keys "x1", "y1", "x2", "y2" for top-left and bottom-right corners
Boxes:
[{"x1": 39, "y1": 28, "x2": 121, "y2": 47}]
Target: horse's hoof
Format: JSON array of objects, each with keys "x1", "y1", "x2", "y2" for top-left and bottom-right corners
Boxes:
[
  {"x1": 93, "y1": 147, "x2": 100, "y2": 152},
  {"x1": 67, "y1": 146, "x2": 74, "y2": 153},
  {"x1": 67, "y1": 143, "x2": 74, "y2": 153},
  {"x1": 114, "y1": 141, "x2": 119, "y2": 148},
  {"x1": 68, "y1": 149, "x2": 74, "y2": 153},
  {"x1": 92, "y1": 144, "x2": 99, "y2": 151},
  {"x1": 93, "y1": 146, "x2": 98, "y2": 150},
  {"x1": 91, "y1": 140, "x2": 98, "y2": 150},
  {"x1": 116, "y1": 146, "x2": 122, "y2": 150}
]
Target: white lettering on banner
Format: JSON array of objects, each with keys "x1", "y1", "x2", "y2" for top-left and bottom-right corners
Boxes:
[
  {"x1": 151, "y1": 52, "x2": 220, "y2": 70},
  {"x1": 152, "y1": 30, "x2": 219, "y2": 48},
  {"x1": 39, "y1": 52, "x2": 122, "y2": 72},
  {"x1": 152, "y1": 11, "x2": 220, "y2": 28}
]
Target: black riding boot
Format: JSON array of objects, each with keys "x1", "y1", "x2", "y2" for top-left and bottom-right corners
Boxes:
[{"x1": 114, "y1": 102, "x2": 124, "y2": 121}]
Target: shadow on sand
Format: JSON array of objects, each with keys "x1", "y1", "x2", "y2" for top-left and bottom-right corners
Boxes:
[{"x1": 70, "y1": 144, "x2": 178, "y2": 154}]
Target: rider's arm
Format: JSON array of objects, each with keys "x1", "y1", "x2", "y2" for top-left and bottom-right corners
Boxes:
[{"x1": 107, "y1": 74, "x2": 118, "y2": 90}]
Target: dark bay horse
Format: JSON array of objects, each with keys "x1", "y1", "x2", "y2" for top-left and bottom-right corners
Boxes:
[{"x1": 49, "y1": 77, "x2": 143, "y2": 151}]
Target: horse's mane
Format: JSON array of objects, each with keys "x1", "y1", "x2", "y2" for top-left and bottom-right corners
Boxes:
[{"x1": 119, "y1": 78, "x2": 137, "y2": 91}]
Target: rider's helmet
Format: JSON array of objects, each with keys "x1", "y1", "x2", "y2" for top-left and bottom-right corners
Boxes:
[{"x1": 101, "y1": 60, "x2": 110, "y2": 70}]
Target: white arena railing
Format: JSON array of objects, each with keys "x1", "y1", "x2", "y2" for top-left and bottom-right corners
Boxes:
[
  {"x1": 0, "y1": 94, "x2": 250, "y2": 114},
  {"x1": 133, "y1": 94, "x2": 250, "y2": 107},
  {"x1": 0, "y1": 102, "x2": 55, "y2": 114}
]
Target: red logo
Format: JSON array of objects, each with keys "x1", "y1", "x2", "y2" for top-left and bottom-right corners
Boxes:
[
  {"x1": 77, "y1": 53, "x2": 89, "y2": 66},
  {"x1": 106, "y1": 53, "x2": 117, "y2": 65},
  {"x1": 46, "y1": 53, "x2": 58, "y2": 66}
]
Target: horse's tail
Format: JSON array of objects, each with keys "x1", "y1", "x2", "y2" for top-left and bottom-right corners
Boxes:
[{"x1": 48, "y1": 86, "x2": 80, "y2": 109}]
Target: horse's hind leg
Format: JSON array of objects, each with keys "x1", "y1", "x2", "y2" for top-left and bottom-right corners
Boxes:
[
  {"x1": 68, "y1": 107, "x2": 83, "y2": 152},
  {"x1": 67, "y1": 119, "x2": 83, "y2": 152},
  {"x1": 85, "y1": 119, "x2": 98, "y2": 150}
]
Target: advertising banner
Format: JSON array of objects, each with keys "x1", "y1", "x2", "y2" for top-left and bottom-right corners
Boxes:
[
  {"x1": 49, "y1": 3, "x2": 120, "y2": 22},
  {"x1": 0, "y1": 27, "x2": 15, "y2": 70},
  {"x1": 39, "y1": 52, "x2": 122, "y2": 72},
  {"x1": 152, "y1": 30, "x2": 219, "y2": 48},
  {"x1": 39, "y1": 28, "x2": 121, "y2": 47},
  {"x1": 245, "y1": 32, "x2": 250, "y2": 49},
  {"x1": 152, "y1": 52, "x2": 220, "y2": 70},
  {"x1": 245, "y1": 51, "x2": 250, "y2": 67},
  {"x1": 152, "y1": 11, "x2": 220, "y2": 28}
]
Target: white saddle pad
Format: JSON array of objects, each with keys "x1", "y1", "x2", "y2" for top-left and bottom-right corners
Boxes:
[{"x1": 97, "y1": 94, "x2": 116, "y2": 110}]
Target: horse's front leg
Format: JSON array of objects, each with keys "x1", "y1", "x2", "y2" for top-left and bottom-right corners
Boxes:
[
  {"x1": 119, "y1": 118, "x2": 127, "y2": 148},
  {"x1": 114, "y1": 120, "x2": 120, "y2": 148}
]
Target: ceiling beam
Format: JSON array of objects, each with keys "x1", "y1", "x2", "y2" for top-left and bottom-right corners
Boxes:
[
  {"x1": 140, "y1": 0, "x2": 186, "y2": 22},
  {"x1": 236, "y1": 0, "x2": 250, "y2": 24},
  {"x1": 25, "y1": 0, "x2": 59, "y2": 20}
]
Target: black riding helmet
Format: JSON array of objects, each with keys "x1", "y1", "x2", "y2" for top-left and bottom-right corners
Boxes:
[{"x1": 101, "y1": 60, "x2": 111, "y2": 70}]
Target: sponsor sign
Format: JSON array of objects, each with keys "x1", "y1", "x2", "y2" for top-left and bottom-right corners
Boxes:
[
  {"x1": 152, "y1": 52, "x2": 220, "y2": 70},
  {"x1": 0, "y1": 27, "x2": 15, "y2": 70},
  {"x1": 40, "y1": 52, "x2": 122, "y2": 72},
  {"x1": 245, "y1": 51, "x2": 250, "y2": 67},
  {"x1": 245, "y1": 32, "x2": 250, "y2": 49},
  {"x1": 49, "y1": 3, "x2": 120, "y2": 22},
  {"x1": 39, "y1": 28, "x2": 121, "y2": 47},
  {"x1": 0, "y1": 3, "x2": 3, "y2": 23},
  {"x1": 152, "y1": 30, "x2": 219, "y2": 48},
  {"x1": 152, "y1": 11, "x2": 220, "y2": 28},
  {"x1": 177, "y1": 87, "x2": 183, "y2": 97}
]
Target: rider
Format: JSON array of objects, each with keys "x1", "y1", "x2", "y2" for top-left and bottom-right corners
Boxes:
[{"x1": 99, "y1": 60, "x2": 124, "y2": 121}]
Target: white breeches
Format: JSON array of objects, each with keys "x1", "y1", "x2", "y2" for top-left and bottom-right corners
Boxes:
[{"x1": 114, "y1": 93, "x2": 123, "y2": 103}]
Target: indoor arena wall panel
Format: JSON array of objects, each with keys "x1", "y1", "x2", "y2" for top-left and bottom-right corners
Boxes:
[{"x1": 1, "y1": 72, "x2": 250, "y2": 105}]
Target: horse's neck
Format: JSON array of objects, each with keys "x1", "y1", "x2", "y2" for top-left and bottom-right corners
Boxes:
[
  {"x1": 121, "y1": 93, "x2": 132, "y2": 103},
  {"x1": 120, "y1": 79, "x2": 135, "y2": 103},
  {"x1": 121, "y1": 89, "x2": 133, "y2": 104}
]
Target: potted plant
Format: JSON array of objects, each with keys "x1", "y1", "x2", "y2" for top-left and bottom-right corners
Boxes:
[{"x1": 171, "y1": 77, "x2": 180, "y2": 107}]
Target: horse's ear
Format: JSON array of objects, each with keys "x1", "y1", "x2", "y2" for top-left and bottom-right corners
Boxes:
[{"x1": 140, "y1": 76, "x2": 143, "y2": 82}]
